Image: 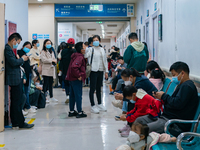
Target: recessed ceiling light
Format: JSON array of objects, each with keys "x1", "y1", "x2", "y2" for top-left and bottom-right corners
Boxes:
[{"x1": 38, "y1": 0, "x2": 43, "y2": 2}]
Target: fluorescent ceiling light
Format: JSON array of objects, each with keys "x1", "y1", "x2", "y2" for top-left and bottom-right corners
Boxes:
[{"x1": 38, "y1": 0, "x2": 43, "y2": 2}]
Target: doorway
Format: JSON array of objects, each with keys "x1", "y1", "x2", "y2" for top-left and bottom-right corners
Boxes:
[
  {"x1": 0, "y1": 3, "x2": 5, "y2": 132},
  {"x1": 153, "y1": 16, "x2": 158, "y2": 61}
]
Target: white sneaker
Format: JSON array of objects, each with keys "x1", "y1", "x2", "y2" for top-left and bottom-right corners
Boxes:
[
  {"x1": 66, "y1": 95, "x2": 69, "y2": 100},
  {"x1": 91, "y1": 106, "x2": 100, "y2": 114},
  {"x1": 31, "y1": 106, "x2": 37, "y2": 110},
  {"x1": 49, "y1": 97, "x2": 58, "y2": 102},
  {"x1": 97, "y1": 104, "x2": 107, "y2": 112},
  {"x1": 46, "y1": 99, "x2": 50, "y2": 103},
  {"x1": 25, "y1": 107, "x2": 37, "y2": 113},
  {"x1": 112, "y1": 100, "x2": 123, "y2": 109},
  {"x1": 22, "y1": 110, "x2": 28, "y2": 116}
]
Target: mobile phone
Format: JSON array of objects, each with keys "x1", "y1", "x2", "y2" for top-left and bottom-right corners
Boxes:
[
  {"x1": 36, "y1": 52, "x2": 39, "y2": 56},
  {"x1": 27, "y1": 53, "x2": 32, "y2": 57},
  {"x1": 115, "y1": 116, "x2": 120, "y2": 119},
  {"x1": 153, "y1": 91, "x2": 157, "y2": 94}
]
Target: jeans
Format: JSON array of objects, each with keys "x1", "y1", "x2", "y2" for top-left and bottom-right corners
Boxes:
[
  {"x1": 24, "y1": 73, "x2": 32, "y2": 109},
  {"x1": 116, "y1": 79, "x2": 124, "y2": 91},
  {"x1": 89, "y1": 71, "x2": 103, "y2": 106},
  {"x1": 43, "y1": 76, "x2": 53, "y2": 98},
  {"x1": 62, "y1": 74, "x2": 70, "y2": 96},
  {"x1": 69, "y1": 80, "x2": 83, "y2": 112}
]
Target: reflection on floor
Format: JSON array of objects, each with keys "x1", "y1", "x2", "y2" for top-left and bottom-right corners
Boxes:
[{"x1": 0, "y1": 85, "x2": 126, "y2": 150}]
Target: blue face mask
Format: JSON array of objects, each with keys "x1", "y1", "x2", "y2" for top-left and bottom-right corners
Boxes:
[
  {"x1": 93, "y1": 41, "x2": 99, "y2": 47},
  {"x1": 36, "y1": 43, "x2": 40, "y2": 47},
  {"x1": 46, "y1": 44, "x2": 52, "y2": 49},
  {"x1": 172, "y1": 73, "x2": 182, "y2": 85},
  {"x1": 23, "y1": 47, "x2": 30, "y2": 53},
  {"x1": 13, "y1": 43, "x2": 18, "y2": 49}
]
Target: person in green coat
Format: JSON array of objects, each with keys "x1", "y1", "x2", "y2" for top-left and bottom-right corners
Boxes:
[{"x1": 123, "y1": 33, "x2": 149, "y2": 74}]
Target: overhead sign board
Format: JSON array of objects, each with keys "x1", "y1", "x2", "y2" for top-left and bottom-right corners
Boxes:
[{"x1": 55, "y1": 4, "x2": 134, "y2": 17}]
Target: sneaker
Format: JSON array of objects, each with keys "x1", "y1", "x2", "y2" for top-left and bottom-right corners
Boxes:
[
  {"x1": 120, "y1": 127, "x2": 131, "y2": 137},
  {"x1": 68, "y1": 110, "x2": 78, "y2": 117},
  {"x1": 24, "y1": 107, "x2": 37, "y2": 113},
  {"x1": 65, "y1": 95, "x2": 69, "y2": 104},
  {"x1": 76, "y1": 111, "x2": 87, "y2": 118},
  {"x1": 46, "y1": 99, "x2": 50, "y2": 103},
  {"x1": 91, "y1": 106, "x2": 100, "y2": 114},
  {"x1": 97, "y1": 104, "x2": 107, "y2": 112},
  {"x1": 109, "y1": 91, "x2": 114, "y2": 95},
  {"x1": 49, "y1": 97, "x2": 58, "y2": 102},
  {"x1": 22, "y1": 110, "x2": 28, "y2": 116},
  {"x1": 19, "y1": 122, "x2": 34, "y2": 129},
  {"x1": 118, "y1": 124, "x2": 130, "y2": 133},
  {"x1": 12, "y1": 124, "x2": 19, "y2": 130},
  {"x1": 112, "y1": 100, "x2": 123, "y2": 109},
  {"x1": 31, "y1": 106, "x2": 37, "y2": 110}
]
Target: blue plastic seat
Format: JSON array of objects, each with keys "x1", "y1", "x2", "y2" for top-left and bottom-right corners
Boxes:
[
  {"x1": 152, "y1": 94, "x2": 200, "y2": 150},
  {"x1": 166, "y1": 82, "x2": 177, "y2": 96},
  {"x1": 161, "y1": 78, "x2": 171, "y2": 93}
]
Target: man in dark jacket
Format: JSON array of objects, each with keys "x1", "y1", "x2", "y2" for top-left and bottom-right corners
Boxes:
[
  {"x1": 66, "y1": 42, "x2": 87, "y2": 118},
  {"x1": 5, "y1": 33, "x2": 34, "y2": 129},
  {"x1": 123, "y1": 33, "x2": 149, "y2": 74},
  {"x1": 135, "y1": 62, "x2": 199, "y2": 136}
]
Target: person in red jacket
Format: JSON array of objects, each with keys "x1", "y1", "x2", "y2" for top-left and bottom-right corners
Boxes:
[
  {"x1": 119, "y1": 85, "x2": 162, "y2": 137},
  {"x1": 66, "y1": 42, "x2": 87, "y2": 118}
]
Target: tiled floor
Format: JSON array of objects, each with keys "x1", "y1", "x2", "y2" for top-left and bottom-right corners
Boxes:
[{"x1": 0, "y1": 85, "x2": 127, "y2": 150}]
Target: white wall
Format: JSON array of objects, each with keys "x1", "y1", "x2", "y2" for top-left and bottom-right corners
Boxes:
[
  {"x1": 135, "y1": 0, "x2": 200, "y2": 78},
  {"x1": 0, "y1": 0, "x2": 28, "y2": 47}
]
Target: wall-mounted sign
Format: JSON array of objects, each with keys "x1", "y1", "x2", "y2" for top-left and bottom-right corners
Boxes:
[
  {"x1": 154, "y1": 2, "x2": 157, "y2": 11},
  {"x1": 32, "y1": 34, "x2": 50, "y2": 40},
  {"x1": 147, "y1": 10, "x2": 149, "y2": 17},
  {"x1": 55, "y1": 4, "x2": 134, "y2": 17},
  {"x1": 158, "y1": 14, "x2": 162, "y2": 40}
]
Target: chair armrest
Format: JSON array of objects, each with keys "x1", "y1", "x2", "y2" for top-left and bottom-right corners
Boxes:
[
  {"x1": 164, "y1": 119, "x2": 198, "y2": 134},
  {"x1": 177, "y1": 132, "x2": 200, "y2": 150}
]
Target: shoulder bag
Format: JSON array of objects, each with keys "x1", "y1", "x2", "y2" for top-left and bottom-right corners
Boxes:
[{"x1": 86, "y1": 48, "x2": 94, "y2": 78}]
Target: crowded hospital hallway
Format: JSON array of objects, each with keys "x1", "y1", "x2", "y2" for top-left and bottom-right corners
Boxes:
[{"x1": 0, "y1": 0, "x2": 200, "y2": 150}]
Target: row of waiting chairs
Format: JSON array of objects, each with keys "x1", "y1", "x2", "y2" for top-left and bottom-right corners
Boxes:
[{"x1": 152, "y1": 78, "x2": 200, "y2": 150}]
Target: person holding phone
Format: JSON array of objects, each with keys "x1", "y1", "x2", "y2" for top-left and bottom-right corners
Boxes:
[
  {"x1": 30, "y1": 40, "x2": 41, "y2": 66},
  {"x1": 18, "y1": 41, "x2": 37, "y2": 114},
  {"x1": 40, "y1": 39, "x2": 57, "y2": 102}
]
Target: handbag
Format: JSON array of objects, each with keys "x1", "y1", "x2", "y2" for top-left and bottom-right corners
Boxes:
[{"x1": 86, "y1": 48, "x2": 94, "y2": 78}]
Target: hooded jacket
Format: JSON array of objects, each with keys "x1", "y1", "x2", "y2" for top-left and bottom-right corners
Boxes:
[
  {"x1": 123, "y1": 41, "x2": 149, "y2": 73},
  {"x1": 66, "y1": 52, "x2": 86, "y2": 82},
  {"x1": 126, "y1": 89, "x2": 162, "y2": 123}
]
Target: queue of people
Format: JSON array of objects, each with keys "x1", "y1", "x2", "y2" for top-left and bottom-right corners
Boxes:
[{"x1": 4, "y1": 32, "x2": 199, "y2": 149}]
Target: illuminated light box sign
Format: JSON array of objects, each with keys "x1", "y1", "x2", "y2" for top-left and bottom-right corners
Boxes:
[{"x1": 55, "y1": 4, "x2": 134, "y2": 17}]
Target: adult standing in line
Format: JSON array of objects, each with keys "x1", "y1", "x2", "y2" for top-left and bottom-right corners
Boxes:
[
  {"x1": 123, "y1": 33, "x2": 149, "y2": 75},
  {"x1": 85, "y1": 35, "x2": 109, "y2": 114},
  {"x1": 40, "y1": 39, "x2": 58, "y2": 102},
  {"x1": 60, "y1": 38, "x2": 76, "y2": 103},
  {"x1": 18, "y1": 41, "x2": 37, "y2": 113},
  {"x1": 30, "y1": 40, "x2": 41, "y2": 66},
  {"x1": 5, "y1": 33, "x2": 34, "y2": 129}
]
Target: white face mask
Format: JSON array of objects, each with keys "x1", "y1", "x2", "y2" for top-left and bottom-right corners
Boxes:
[
  {"x1": 128, "y1": 131, "x2": 140, "y2": 143},
  {"x1": 124, "y1": 77, "x2": 132, "y2": 86}
]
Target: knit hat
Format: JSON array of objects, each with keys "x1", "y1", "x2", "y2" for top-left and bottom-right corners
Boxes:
[
  {"x1": 67, "y1": 38, "x2": 75, "y2": 45},
  {"x1": 117, "y1": 145, "x2": 131, "y2": 150}
]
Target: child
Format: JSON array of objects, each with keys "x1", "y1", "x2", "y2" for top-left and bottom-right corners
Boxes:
[
  {"x1": 149, "y1": 68, "x2": 164, "y2": 90},
  {"x1": 119, "y1": 85, "x2": 162, "y2": 137},
  {"x1": 66, "y1": 42, "x2": 87, "y2": 118},
  {"x1": 117, "y1": 122, "x2": 176, "y2": 150}
]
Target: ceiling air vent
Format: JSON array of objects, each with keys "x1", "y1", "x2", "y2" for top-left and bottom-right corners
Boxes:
[
  {"x1": 106, "y1": 32, "x2": 113, "y2": 34},
  {"x1": 107, "y1": 24, "x2": 117, "y2": 27},
  {"x1": 88, "y1": 29, "x2": 96, "y2": 31}
]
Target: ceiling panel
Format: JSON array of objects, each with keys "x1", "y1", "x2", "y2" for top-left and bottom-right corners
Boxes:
[{"x1": 29, "y1": 0, "x2": 138, "y2": 4}]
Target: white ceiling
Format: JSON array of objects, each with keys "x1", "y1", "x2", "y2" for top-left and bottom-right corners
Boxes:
[
  {"x1": 29, "y1": 0, "x2": 138, "y2": 4},
  {"x1": 73, "y1": 22, "x2": 127, "y2": 39}
]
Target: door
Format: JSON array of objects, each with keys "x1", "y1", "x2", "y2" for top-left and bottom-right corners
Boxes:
[
  {"x1": 153, "y1": 17, "x2": 158, "y2": 61},
  {"x1": 0, "y1": 3, "x2": 5, "y2": 132}
]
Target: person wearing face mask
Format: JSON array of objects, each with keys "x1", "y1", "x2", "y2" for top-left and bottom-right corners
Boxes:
[
  {"x1": 136, "y1": 62, "x2": 199, "y2": 137},
  {"x1": 84, "y1": 35, "x2": 109, "y2": 114},
  {"x1": 113, "y1": 68, "x2": 157, "y2": 112},
  {"x1": 30, "y1": 40, "x2": 41, "y2": 66},
  {"x1": 18, "y1": 41, "x2": 37, "y2": 114},
  {"x1": 116, "y1": 122, "x2": 176, "y2": 150},
  {"x1": 40, "y1": 39, "x2": 58, "y2": 102},
  {"x1": 5, "y1": 33, "x2": 34, "y2": 129},
  {"x1": 119, "y1": 85, "x2": 162, "y2": 137}
]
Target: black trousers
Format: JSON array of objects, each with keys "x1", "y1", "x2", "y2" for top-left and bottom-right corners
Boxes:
[
  {"x1": 43, "y1": 76, "x2": 53, "y2": 98},
  {"x1": 112, "y1": 76, "x2": 119, "y2": 90},
  {"x1": 10, "y1": 80, "x2": 25, "y2": 127},
  {"x1": 89, "y1": 71, "x2": 103, "y2": 106}
]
